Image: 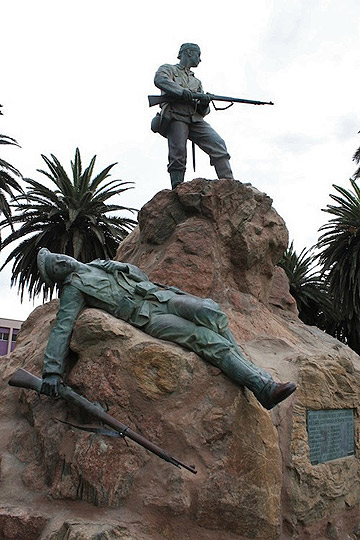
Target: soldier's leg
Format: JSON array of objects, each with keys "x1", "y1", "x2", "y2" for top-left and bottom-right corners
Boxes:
[
  {"x1": 167, "y1": 294, "x2": 272, "y2": 380},
  {"x1": 144, "y1": 310, "x2": 295, "y2": 409},
  {"x1": 145, "y1": 311, "x2": 268, "y2": 391},
  {"x1": 168, "y1": 295, "x2": 229, "y2": 334},
  {"x1": 167, "y1": 120, "x2": 189, "y2": 189},
  {"x1": 189, "y1": 120, "x2": 234, "y2": 179}
]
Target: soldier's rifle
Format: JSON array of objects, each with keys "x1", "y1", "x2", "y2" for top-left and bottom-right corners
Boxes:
[
  {"x1": 148, "y1": 92, "x2": 274, "y2": 110},
  {"x1": 9, "y1": 368, "x2": 197, "y2": 474}
]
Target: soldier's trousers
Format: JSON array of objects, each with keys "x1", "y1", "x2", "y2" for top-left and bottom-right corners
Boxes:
[
  {"x1": 143, "y1": 294, "x2": 272, "y2": 394},
  {"x1": 167, "y1": 119, "x2": 230, "y2": 173}
]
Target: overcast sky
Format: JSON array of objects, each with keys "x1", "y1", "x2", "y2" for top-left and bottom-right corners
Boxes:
[{"x1": 1, "y1": 0, "x2": 360, "y2": 321}]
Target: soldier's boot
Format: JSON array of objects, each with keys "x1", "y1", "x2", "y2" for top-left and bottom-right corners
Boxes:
[
  {"x1": 170, "y1": 170, "x2": 185, "y2": 189},
  {"x1": 213, "y1": 157, "x2": 234, "y2": 179},
  {"x1": 219, "y1": 327, "x2": 276, "y2": 383},
  {"x1": 214, "y1": 351, "x2": 296, "y2": 410}
]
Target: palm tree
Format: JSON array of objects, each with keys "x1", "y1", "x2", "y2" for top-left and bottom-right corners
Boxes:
[
  {"x1": 0, "y1": 148, "x2": 137, "y2": 301},
  {"x1": 352, "y1": 132, "x2": 360, "y2": 179},
  {"x1": 278, "y1": 241, "x2": 334, "y2": 328},
  {"x1": 317, "y1": 178, "x2": 360, "y2": 352},
  {"x1": 0, "y1": 134, "x2": 23, "y2": 229}
]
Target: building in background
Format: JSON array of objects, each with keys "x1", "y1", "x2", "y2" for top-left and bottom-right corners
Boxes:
[{"x1": 0, "y1": 318, "x2": 22, "y2": 356}]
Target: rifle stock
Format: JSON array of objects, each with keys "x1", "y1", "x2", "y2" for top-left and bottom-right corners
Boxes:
[
  {"x1": 9, "y1": 368, "x2": 197, "y2": 474},
  {"x1": 9, "y1": 367, "x2": 43, "y2": 392}
]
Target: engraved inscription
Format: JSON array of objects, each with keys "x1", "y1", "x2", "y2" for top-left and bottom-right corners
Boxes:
[{"x1": 307, "y1": 409, "x2": 355, "y2": 465}]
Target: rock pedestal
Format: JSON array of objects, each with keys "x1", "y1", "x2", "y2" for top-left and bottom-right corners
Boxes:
[{"x1": 0, "y1": 179, "x2": 359, "y2": 540}]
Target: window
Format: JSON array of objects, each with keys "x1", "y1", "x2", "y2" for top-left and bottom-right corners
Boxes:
[{"x1": 0, "y1": 333, "x2": 9, "y2": 341}]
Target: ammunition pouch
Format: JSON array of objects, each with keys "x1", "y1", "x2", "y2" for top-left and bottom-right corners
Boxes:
[
  {"x1": 151, "y1": 112, "x2": 170, "y2": 138},
  {"x1": 113, "y1": 295, "x2": 136, "y2": 321},
  {"x1": 134, "y1": 281, "x2": 158, "y2": 297}
]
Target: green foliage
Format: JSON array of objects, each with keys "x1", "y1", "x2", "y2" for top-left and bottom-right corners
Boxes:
[
  {"x1": 0, "y1": 148, "x2": 137, "y2": 301},
  {"x1": 352, "y1": 138, "x2": 360, "y2": 179},
  {"x1": 280, "y1": 136, "x2": 360, "y2": 354},
  {"x1": 0, "y1": 134, "x2": 23, "y2": 227},
  {"x1": 278, "y1": 241, "x2": 334, "y2": 328},
  {"x1": 317, "y1": 178, "x2": 360, "y2": 352}
]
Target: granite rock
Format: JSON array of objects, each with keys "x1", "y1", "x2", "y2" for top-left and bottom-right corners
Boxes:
[{"x1": 1, "y1": 178, "x2": 359, "y2": 540}]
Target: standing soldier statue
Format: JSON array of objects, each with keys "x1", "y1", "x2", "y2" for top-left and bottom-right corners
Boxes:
[{"x1": 152, "y1": 43, "x2": 234, "y2": 189}]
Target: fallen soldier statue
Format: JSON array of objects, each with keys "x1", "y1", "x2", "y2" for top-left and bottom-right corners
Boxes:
[{"x1": 37, "y1": 248, "x2": 296, "y2": 410}]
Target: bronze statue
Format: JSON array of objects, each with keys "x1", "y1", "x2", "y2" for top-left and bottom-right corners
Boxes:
[
  {"x1": 153, "y1": 43, "x2": 234, "y2": 189},
  {"x1": 38, "y1": 248, "x2": 296, "y2": 409}
]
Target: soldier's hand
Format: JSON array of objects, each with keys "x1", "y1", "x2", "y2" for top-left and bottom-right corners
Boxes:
[
  {"x1": 199, "y1": 94, "x2": 211, "y2": 107},
  {"x1": 182, "y1": 89, "x2": 193, "y2": 102},
  {"x1": 41, "y1": 374, "x2": 61, "y2": 397},
  {"x1": 103, "y1": 260, "x2": 128, "y2": 274}
]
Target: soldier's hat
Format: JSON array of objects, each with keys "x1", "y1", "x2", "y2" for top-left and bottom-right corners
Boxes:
[
  {"x1": 177, "y1": 43, "x2": 200, "y2": 59},
  {"x1": 37, "y1": 248, "x2": 55, "y2": 287}
]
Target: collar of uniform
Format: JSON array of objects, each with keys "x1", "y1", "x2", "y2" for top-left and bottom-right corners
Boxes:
[{"x1": 176, "y1": 63, "x2": 194, "y2": 75}]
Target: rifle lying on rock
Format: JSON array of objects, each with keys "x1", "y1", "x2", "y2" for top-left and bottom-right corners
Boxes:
[
  {"x1": 148, "y1": 92, "x2": 274, "y2": 109},
  {"x1": 8, "y1": 368, "x2": 197, "y2": 474}
]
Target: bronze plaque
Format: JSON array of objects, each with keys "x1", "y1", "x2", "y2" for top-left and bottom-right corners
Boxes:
[{"x1": 307, "y1": 409, "x2": 355, "y2": 465}]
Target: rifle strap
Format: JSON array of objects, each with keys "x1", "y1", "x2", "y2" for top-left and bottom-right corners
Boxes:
[
  {"x1": 53, "y1": 417, "x2": 129, "y2": 440},
  {"x1": 212, "y1": 101, "x2": 234, "y2": 111}
]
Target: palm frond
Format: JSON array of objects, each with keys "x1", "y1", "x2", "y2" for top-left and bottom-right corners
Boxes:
[
  {"x1": 278, "y1": 241, "x2": 335, "y2": 328},
  {"x1": 0, "y1": 133, "x2": 23, "y2": 227},
  {"x1": 1, "y1": 148, "x2": 137, "y2": 301},
  {"x1": 316, "y1": 177, "x2": 360, "y2": 352}
]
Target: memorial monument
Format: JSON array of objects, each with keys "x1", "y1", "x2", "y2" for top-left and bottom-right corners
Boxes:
[
  {"x1": 0, "y1": 42, "x2": 358, "y2": 540},
  {"x1": 1, "y1": 179, "x2": 359, "y2": 540}
]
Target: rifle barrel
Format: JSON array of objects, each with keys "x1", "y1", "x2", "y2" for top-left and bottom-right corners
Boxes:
[
  {"x1": 9, "y1": 368, "x2": 197, "y2": 474},
  {"x1": 205, "y1": 93, "x2": 274, "y2": 106}
]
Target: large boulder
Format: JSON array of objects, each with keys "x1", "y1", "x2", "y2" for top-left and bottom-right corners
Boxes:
[
  {"x1": 1, "y1": 304, "x2": 281, "y2": 540},
  {"x1": 0, "y1": 178, "x2": 359, "y2": 540},
  {"x1": 116, "y1": 178, "x2": 288, "y2": 304}
]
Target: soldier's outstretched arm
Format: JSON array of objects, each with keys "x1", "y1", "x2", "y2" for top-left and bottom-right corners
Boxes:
[{"x1": 42, "y1": 285, "x2": 86, "y2": 383}]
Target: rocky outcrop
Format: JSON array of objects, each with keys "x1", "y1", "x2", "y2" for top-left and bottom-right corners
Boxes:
[
  {"x1": 0, "y1": 179, "x2": 359, "y2": 540},
  {"x1": 1, "y1": 305, "x2": 281, "y2": 540},
  {"x1": 116, "y1": 178, "x2": 288, "y2": 304}
]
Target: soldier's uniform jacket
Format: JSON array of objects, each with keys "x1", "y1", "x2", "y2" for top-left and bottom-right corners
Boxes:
[
  {"x1": 42, "y1": 260, "x2": 183, "y2": 377},
  {"x1": 154, "y1": 63, "x2": 210, "y2": 123}
]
